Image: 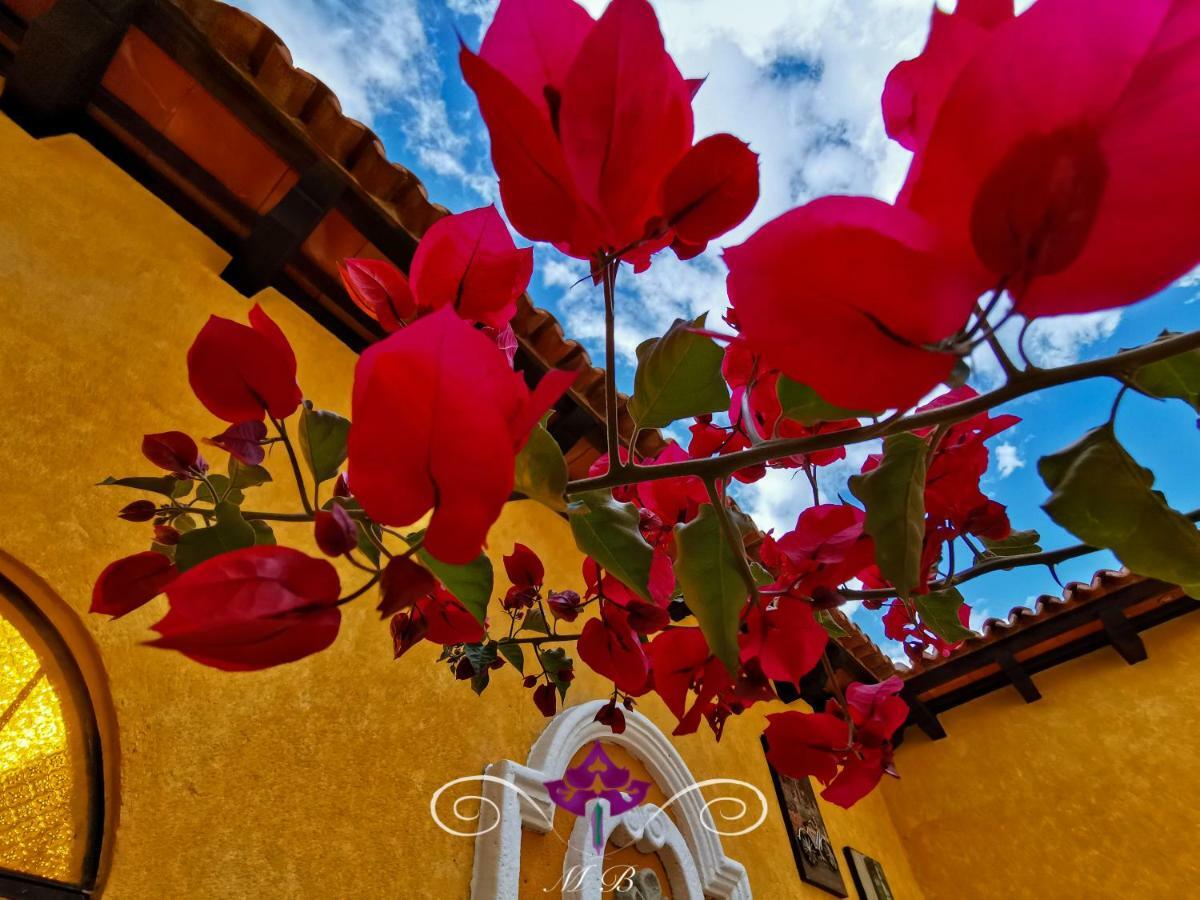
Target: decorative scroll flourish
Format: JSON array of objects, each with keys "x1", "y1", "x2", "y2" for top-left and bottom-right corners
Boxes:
[
  {"x1": 429, "y1": 774, "x2": 555, "y2": 838},
  {"x1": 649, "y1": 778, "x2": 769, "y2": 837}
]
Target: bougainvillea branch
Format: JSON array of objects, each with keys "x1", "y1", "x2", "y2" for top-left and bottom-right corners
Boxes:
[
  {"x1": 845, "y1": 508, "x2": 1200, "y2": 602},
  {"x1": 92, "y1": 0, "x2": 1200, "y2": 810},
  {"x1": 566, "y1": 327, "x2": 1200, "y2": 494}
]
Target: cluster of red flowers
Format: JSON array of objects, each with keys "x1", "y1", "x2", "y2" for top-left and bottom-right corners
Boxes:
[
  {"x1": 90, "y1": 0, "x2": 1200, "y2": 810},
  {"x1": 727, "y1": 0, "x2": 1200, "y2": 411}
]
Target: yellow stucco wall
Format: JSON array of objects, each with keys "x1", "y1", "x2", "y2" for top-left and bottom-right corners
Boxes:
[
  {"x1": 886, "y1": 613, "x2": 1200, "y2": 900},
  {"x1": 0, "y1": 112, "x2": 923, "y2": 897}
]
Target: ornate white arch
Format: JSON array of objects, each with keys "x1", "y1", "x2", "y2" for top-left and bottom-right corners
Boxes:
[
  {"x1": 469, "y1": 700, "x2": 752, "y2": 899},
  {"x1": 562, "y1": 800, "x2": 704, "y2": 899}
]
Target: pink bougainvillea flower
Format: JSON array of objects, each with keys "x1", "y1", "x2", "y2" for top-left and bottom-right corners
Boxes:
[
  {"x1": 533, "y1": 682, "x2": 558, "y2": 717},
  {"x1": 147, "y1": 546, "x2": 341, "y2": 671},
  {"x1": 883, "y1": 598, "x2": 972, "y2": 662},
  {"x1": 915, "y1": 387, "x2": 1019, "y2": 537},
  {"x1": 348, "y1": 308, "x2": 577, "y2": 564},
  {"x1": 461, "y1": 0, "x2": 759, "y2": 268},
  {"x1": 739, "y1": 598, "x2": 828, "y2": 685},
  {"x1": 339, "y1": 257, "x2": 416, "y2": 332},
  {"x1": 882, "y1": 0, "x2": 1013, "y2": 154},
  {"x1": 391, "y1": 608, "x2": 428, "y2": 659},
  {"x1": 91, "y1": 551, "x2": 177, "y2": 619},
  {"x1": 765, "y1": 504, "x2": 876, "y2": 599},
  {"x1": 142, "y1": 431, "x2": 207, "y2": 478},
  {"x1": 647, "y1": 627, "x2": 732, "y2": 736},
  {"x1": 765, "y1": 677, "x2": 908, "y2": 808},
  {"x1": 410, "y1": 206, "x2": 533, "y2": 329},
  {"x1": 547, "y1": 589, "x2": 583, "y2": 622},
  {"x1": 898, "y1": 0, "x2": 1200, "y2": 316},
  {"x1": 341, "y1": 207, "x2": 531, "y2": 332},
  {"x1": 763, "y1": 711, "x2": 849, "y2": 786},
  {"x1": 205, "y1": 420, "x2": 267, "y2": 466},
  {"x1": 377, "y1": 556, "x2": 437, "y2": 618},
  {"x1": 187, "y1": 304, "x2": 302, "y2": 423},
  {"x1": 822, "y1": 677, "x2": 908, "y2": 807},
  {"x1": 314, "y1": 504, "x2": 358, "y2": 558},
  {"x1": 503, "y1": 543, "x2": 544, "y2": 589},
  {"x1": 847, "y1": 676, "x2": 909, "y2": 742},
  {"x1": 578, "y1": 603, "x2": 651, "y2": 695},
  {"x1": 635, "y1": 441, "x2": 709, "y2": 525},
  {"x1": 725, "y1": 196, "x2": 975, "y2": 411},
  {"x1": 418, "y1": 587, "x2": 486, "y2": 645}
]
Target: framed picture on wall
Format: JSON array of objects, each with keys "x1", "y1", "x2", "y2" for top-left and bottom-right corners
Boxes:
[
  {"x1": 761, "y1": 737, "x2": 847, "y2": 897},
  {"x1": 843, "y1": 846, "x2": 895, "y2": 900}
]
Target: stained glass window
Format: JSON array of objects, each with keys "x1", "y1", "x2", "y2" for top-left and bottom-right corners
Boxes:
[{"x1": 0, "y1": 576, "x2": 104, "y2": 895}]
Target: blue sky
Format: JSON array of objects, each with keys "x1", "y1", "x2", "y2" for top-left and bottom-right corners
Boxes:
[{"x1": 231, "y1": 0, "x2": 1200, "y2": 658}]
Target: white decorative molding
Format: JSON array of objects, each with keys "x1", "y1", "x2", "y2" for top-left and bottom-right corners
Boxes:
[
  {"x1": 563, "y1": 800, "x2": 704, "y2": 900},
  {"x1": 469, "y1": 700, "x2": 752, "y2": 900}
]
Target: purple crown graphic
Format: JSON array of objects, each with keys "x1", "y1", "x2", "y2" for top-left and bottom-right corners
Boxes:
[{"x1": 544, "y1": 741, "x2": 651, "y2": 852}]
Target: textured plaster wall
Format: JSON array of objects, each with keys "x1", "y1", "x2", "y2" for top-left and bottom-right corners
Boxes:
[
  {"x1": 887, "y1": 613, "x2": 1200, "y2": 899},
  {"x1": 0, "y1": 112, "x2": 922, "y2": 898}
]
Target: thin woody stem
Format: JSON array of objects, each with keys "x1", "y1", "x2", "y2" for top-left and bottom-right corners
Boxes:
[
  {"x1": 165, "y1": 506, "x2": 313, "y2": 522},
  {"x1": 272, "y1": 417, "x2": 314, "y2": 516},
  {"x1": 974, "y1": 294, "x2": 1021, "y2": 380},
  {"x1": 335, "y1": 573, "x2": 380, "y2": 606},
  {"x1": 566, "y1": 328, "x2": 1200, "y2": 495},
  {"x1": 843, "y1": 507, "x2": 1200, "y2": 600},
  {"x1": 503, "y1": 633, "x2": 582, "y2": 646},
  {"x1": 601, "y1": 260, "x2": 625, "y2": 474}
]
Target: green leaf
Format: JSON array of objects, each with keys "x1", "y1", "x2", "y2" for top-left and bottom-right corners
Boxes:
[
  {"x1": 514, "y1": 413, "x2": 568, "y2": 512},
  {"x1": 915, "y1": 588, "x2": 973, "y2": 642},
  {"x1": 776, "y1": 376, "x2": 874, "y2": 426},
  {"x1": 750, "y1": 562, "x2": 775, "y2": 587},
  {"x1": 1039, "y1": 425, "x2": 1200, "y2": 598},
  {"x1": 522, "y1": 607, "x2": 550, "y2": 636},
  {"x1": 539, "y1": 647, "x2": 573, "y2": 699},
  {"x1": 227, "y1": 458, "x2": 273, "y2": 490},
  {"x1": 196, "y1": 475, "x2": 244, "y2": 506},
  {"x1": 99, "y1": 475, "x2": 183, "y2": 497},
  {"x1": 568, "y1": 491, "x2": 654, "y2": 602},
  {"x1": 464, "y1": 642, "x2": 499, "y2": 695},
  {"x1": 298, "y1": 404, "x2": 350, "y2": 483},
  {"x1": 249, "y1": 519, "x2": 276, "y2": 545},
  {"x1": 848, "y1": 432, "x2": 928, "y2": 599},
  {"x1": 1127, "y1": 331, "x2": 1200, "y2": 411},
  {"x1": 497, "y1": 640, "x2": 525, "y2": 673},
  {"x1": 627, "y1": 314, "x2": 730, "y2": 429},
  {"x1": 815, "y1": 610, "x2": 848, "y2": 639},
  {"x1": 409, "y1": 531, "x2": 494, "y2": 626},
  {"x1": 174, "y1": 501, "x2": 255, "y2": 572},
  {"x1": 673, "y1": 504, "x2": 749, "y2": 675},
  {"x1": 356, "y1": 523, "x2": 381, "y2": 566},
  {"x1": 976, "y1": 529, "x2": 1042, "y2": 562}
]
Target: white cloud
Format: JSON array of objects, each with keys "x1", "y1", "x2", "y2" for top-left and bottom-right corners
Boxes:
[
  {"x1": 733, "y1": 439, "x2": 880, "y2": 540},
  {"x1": 228, "y1": 0, "x2": 493, "y2": 198},
  {"x1": 994, "y1": 442, "x2": 1024, "y2": 478},
  {"x1": 1176, "y1": 265, "x2": 1200, "y2": 304},
  {"x1": 538, "y1": 0, "x2": 940, "y2": 359},
  {"x1": 969, "y1": 307, "x2": 1123, "y2": 390}
]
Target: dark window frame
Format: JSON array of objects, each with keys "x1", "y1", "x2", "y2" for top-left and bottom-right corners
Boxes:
[{"x1": 0, "y1": 574, "x2": 106, "y2": 897}]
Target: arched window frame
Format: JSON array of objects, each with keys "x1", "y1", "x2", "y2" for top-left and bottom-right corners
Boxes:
[
  {"x1": 0, "y1": 566, "x2": 112, "y2": 899},
  {"x1": 470, "y1": 699, "x2": 751, "y2": 900}
]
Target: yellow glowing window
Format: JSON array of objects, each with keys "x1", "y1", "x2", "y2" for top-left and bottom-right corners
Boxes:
[{"x1": 0, "y1": 575, "x2": 104, "y2": 896}]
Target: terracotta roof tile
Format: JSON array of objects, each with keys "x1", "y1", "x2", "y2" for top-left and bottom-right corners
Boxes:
[
  {"x1": 162, "y1": 0, "x2": 663, "y2": 474},
  {"x1": 899, "y1": 568, "x2": 1149, "y2": 677}
]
